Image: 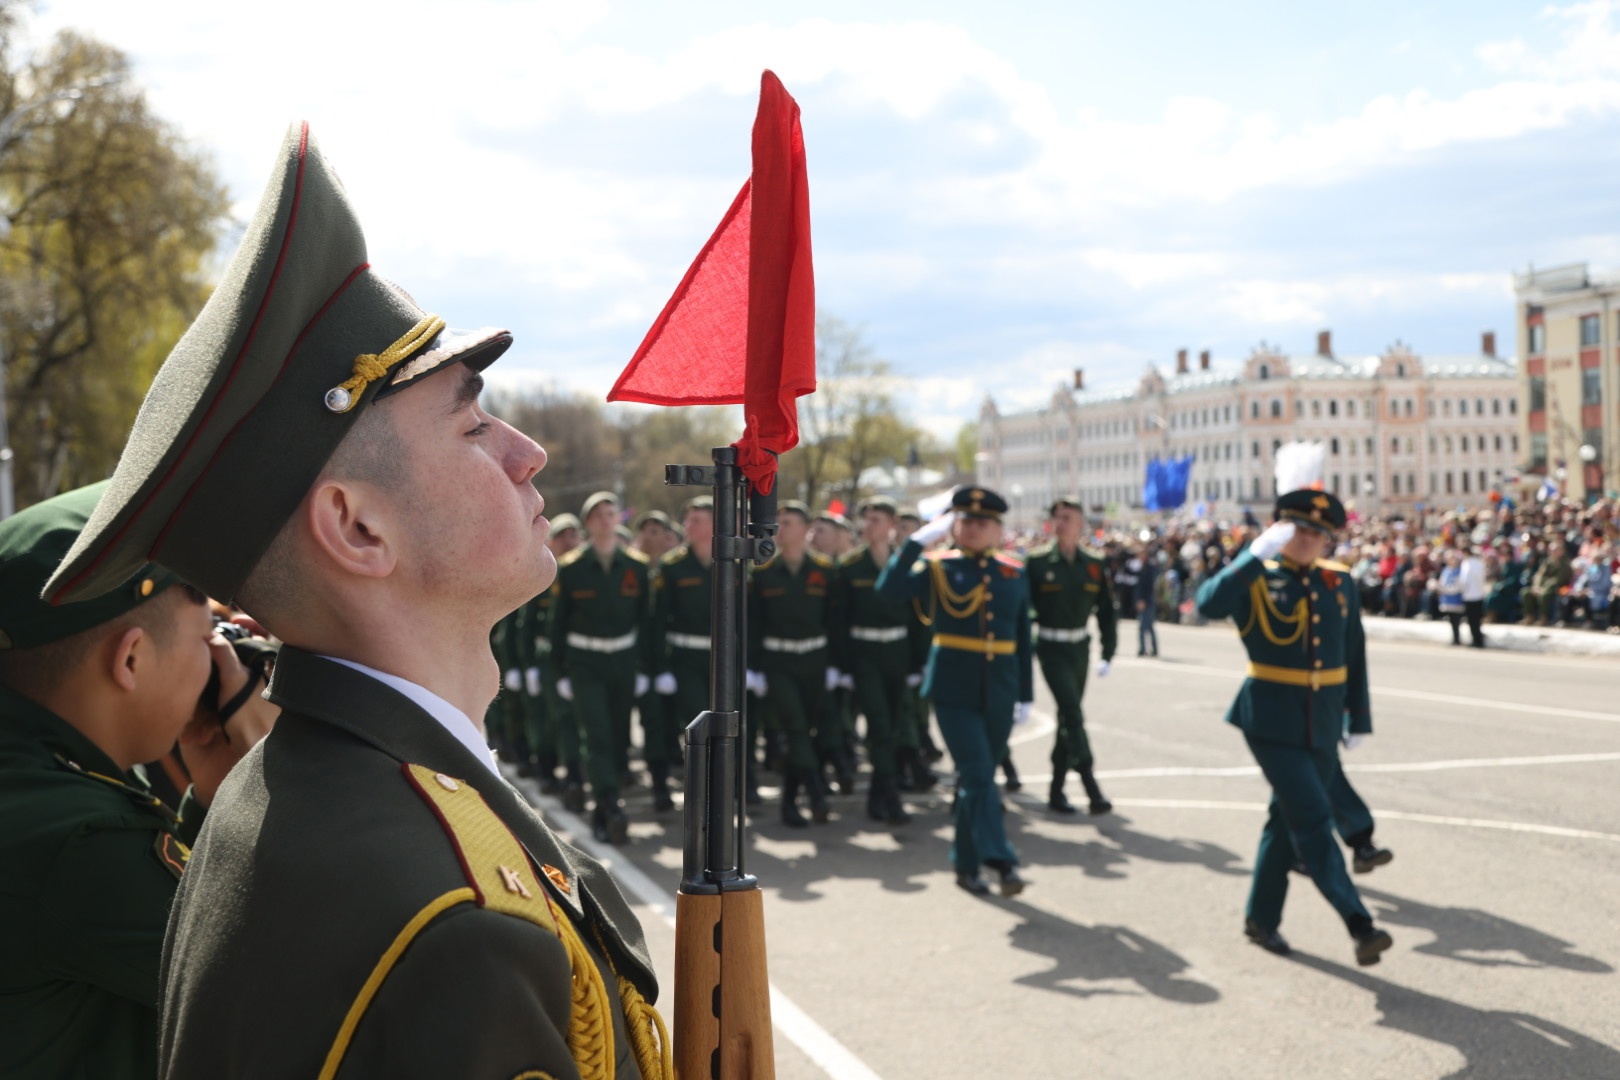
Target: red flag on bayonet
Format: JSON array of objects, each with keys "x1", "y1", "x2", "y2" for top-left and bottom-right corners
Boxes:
[{"x1": 607, "y1": 70, "x2": 814, "y2": 495}]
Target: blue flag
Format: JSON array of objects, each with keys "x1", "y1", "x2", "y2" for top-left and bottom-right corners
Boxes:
[{"x1": 1143, "y1": 455, "x2": 1194, "y2": 511}]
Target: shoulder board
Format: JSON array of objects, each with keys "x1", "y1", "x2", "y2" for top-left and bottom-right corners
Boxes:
[
  {"x1": 809, "y1": 551, "x2": 835, "y2": 568},
  {"x1": 1317, "y1": 560, "x2": 1351, "y2": 573},
  {"x1": 1027, "y1": 542, "x2": 1055, "y2": 558},
  {"x1": 401, "y1": 763, "x2": 564, "y2": 930},
  {"x1": 925, "y1": 547, "x2": 961, "y2": 561},
  {"x1": 1262, "y1": 559, "x2": 1281, "y2": 571},
  {"x1": 838, "y1": 546, "x2": 867, "y2": 568},
  {"x1": 660, "y1": 545, "x2": 689, "y2": 567},
  {"x1": 557, "y1": 546, "x2": 587, "y2": 568},
  {"x1": 994, "y1": 551, "x2": 1025, "y2": 569},
  {"x1": 1081, "y1": 546, "x2": 1106, "y2": 561},
  {"x1": 623, "y1": 547, "x2": 650, "y2": 565}
]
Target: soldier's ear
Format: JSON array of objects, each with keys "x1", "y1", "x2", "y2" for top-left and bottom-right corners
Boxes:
[
  {"x1": 106, "y1": 625, "x2": 147, "y2": 693},
  {"x1": 305, "y1": 479, "x2": 399, "y2": 581}
]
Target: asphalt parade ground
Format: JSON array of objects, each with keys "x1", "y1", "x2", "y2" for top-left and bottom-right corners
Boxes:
[{"x1": 510, "y1": 621, "x2": 1620, "y2": 1080}]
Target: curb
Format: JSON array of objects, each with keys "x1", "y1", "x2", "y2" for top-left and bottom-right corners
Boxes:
[{"x1": 1354, "y1": 614, "x2": 1620, "y2": 657}]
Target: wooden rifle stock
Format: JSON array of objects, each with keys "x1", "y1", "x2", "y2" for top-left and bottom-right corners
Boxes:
[{"x1": 667, "y1": 447, "x2": 776, "y2": 1079}]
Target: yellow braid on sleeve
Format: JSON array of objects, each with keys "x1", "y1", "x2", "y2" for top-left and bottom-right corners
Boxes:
[{"x1": 325, "y1": 314, "x2": 447, "y2": 413}]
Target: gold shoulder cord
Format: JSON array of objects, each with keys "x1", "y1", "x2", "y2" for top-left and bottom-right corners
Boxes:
[
  {"x1": 1242, "y1": 577, "x2": 1307, "y2": 646},
  {"x1": 928, "y1": 557, "x2": 987, "y2": 621}
]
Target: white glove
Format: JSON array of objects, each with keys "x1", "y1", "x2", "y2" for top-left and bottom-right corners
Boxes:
[
  {"x1": 1095, "y1": 660, "x2": 1111, "y2": 678},
  {"x1": 556, "y1": 677, "x2": 573, "y2": 701},
  {"x1": 912, "y1": 511, "x2": 956, "y2": 548},
  {"x1": 1343, "y1": 733, "x2": 1367, "y2": 751},
  {"x1": 746, "y1": 670, "x2": 767, "y2": 697},
  {"x1": 634, "y1": 673, "x2": 650, "y2": 698},
  {"x1": 523, "y1": 667, "x2": 542, "y2": 696},
  {"x1": 503, "y1": 668, "x2": 522, "y2": 692},
  {"x1": 825, "y1": 667, "x2": 843, "y2": 692},
  {"x1": 906, "y1": 672, "x2": 923, "y2": 688},
  {"x1": 654, "y1": 672, "x2": 677, "y2": 695},
  {"x1": 1249, "y1": 521, "x2": 1297, "y2": 561},
  {"x1": 838, "y1": 672, "x2": 855, "y2": 691},
  {"x1": 1013, "y1": 701, "x2": 1033, "y2": 726}
]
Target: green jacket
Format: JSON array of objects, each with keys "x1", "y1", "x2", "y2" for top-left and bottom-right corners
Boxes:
[
  {"x1": 1195, "y1": 549, "x2": 1371, "y2": 748},
  {"x1": 650, "y1": 545, "x2": 712, "y2": 670},
  {"x1": 549, "y1": 544, "x2": 652, "y2": 673},
  {"x1": 834, "y1": 545, "x2": 911, "y2": 667},
  {"x1": 1024, "y1": 542, "x2": 1118, "y2": 662},
  {"x1": 157, "y1": 648, "x2": 657, "y2": 1079},
  {"x1": 747, "y1": 550, "x2": 839, "y2": 668},
  {"x1": 0, "y1": 684, "x2": 203, "y2": 1080}
]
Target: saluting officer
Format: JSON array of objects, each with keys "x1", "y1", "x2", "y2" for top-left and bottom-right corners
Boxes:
[
  {"x1": 876, "y1": 487, "x2": 1034, "y2": 897},
  {"x1": 747, "y1": 500, "x2": 841, "y2": 827},
  {"x1": 1195, "y1": 487, "x2": 1395, "y2": 967},
  {"x1": 43, "y1": 125, "x2": 672, "y2": 1079},
  {"x1": 834, "y1": 496, "x2": 915, "y2": 825},
  {"x1": 551, "y1": 490, "x2": 652, "y2": 844},
  {"x1": 648, "y1": 495, "x2": 716, "y2": 813},
  {"x1": 1026, "y1": 496, "x2": 1119, "y2": 815}
]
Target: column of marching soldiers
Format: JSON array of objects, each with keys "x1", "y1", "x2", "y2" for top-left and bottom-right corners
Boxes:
[{"x1": 484, "y1": 489, "x2": 1114, "y2": 845}]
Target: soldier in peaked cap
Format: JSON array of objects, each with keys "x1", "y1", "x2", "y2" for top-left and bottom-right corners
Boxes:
[
  {"x1": 45, "y1": 125, "x2": 670, "y2": 1079},
  {"x1": 0, "y1": 483, "x2": 275, "y2": 1080},
  {"x1": 1026, "y1": 496, "x2": 1118, "y2": 815},
  {"x1": 876, "y1": 486, "x2": 1035, "y2": 897},
  {"x1": 1195, "y1": 484, "x2": 1395, "y2": 968},
  {"x1": 646, "y1": 495, "x2": 716, "y2": 812}
]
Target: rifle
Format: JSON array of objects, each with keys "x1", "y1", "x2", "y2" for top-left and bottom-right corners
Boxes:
[{"x1": 666, "y1": 447, "x2": 777, "y2": 1078}]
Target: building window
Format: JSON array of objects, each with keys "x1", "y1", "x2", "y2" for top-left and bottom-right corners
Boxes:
[
  {"x1": 1509, "y1": 398, "x2": 1518, "y2": 416},
  {"x1": 1529, "y1": 376, "x2": 1546, "y2": 412},
  {"x1": 1445, "y1": 473, "x2": 1454, "y2": 494},
  {"x1": 1583, "y1": 368, "x2": 1602, "y2": 406},
  {"x1": 1429, "y1": 437, "x2": 1437, "y2": 454},
  {"x1": 1530, "y1": 433, "x2": 1546, "y2": 469},
  {"x1": 1311, "y1": 400, "x2": 1322, "y2": 418},
  {"x1": 1331, "y1": 437, "x2": 1341, "y2": 455},
  {"x1": 1347, "y1": 400, "x2": 1356, "y2": 418},
  {"x1": 1529, "y1": 323, "x2": 1546, "y2": 354},
  {"x1": 1407, "y1": 472, "x2": 1415, "y2": 494},
  {"x1": 1580, "y1": 314, "x2": 1601, "y2": 346},
  {"x1": 1494, "y1": 435, "x2": 1503, "y2": 451},
  {"x1": 1295, "y1": 399, "x2": 1304, "y2": 417},
  {"x1": 1252, "y1": 440, "x2": 1261, "y2": 458},
  {"x1": 1459, "y1": 399, "x2": 1468, "y2": 417},
  {"x1": 1444, "y1": 436, "x2": 1453, "y2": 454},
  {"x1": 1479, "y1": 470, "x2": 1488, "y2": 493},
  {"x1": 1391, "y1": 437, "x2": 1400, "y2": 453},
  {"x1": 1404, "y1": 399, "x2": 1414, "y2": 417},
  {"x1": 1492, "y1": 398, "x2": 1501, "y2": 416},
  {"x1": 1272, "y1": 439, "x2": 1282, "y2": 454},
  {"x1": 1442, "y1": 399, "x2": 1452, "y2": 417},
  {"x1": 1461, "y1": 472, "x2": 1471, "y2": 494},
  {"x1": 1350, "y1": 475, "x2": 1359, "y2": 495},
  {"x1": 1250, "y1": 401, "x2": 1260, "y2": 419},
  {"x1": 1405, "y1": 437, "x2": 1414, "y2": 454},
  {"x1": 1258, "y1": 364, "x2": 1270, "y2": 380},
  {"x1": 1584, "y1": 429, "x2": 1604, "y2": 458},
  {"x1": 1396, "y1": 363, "x2": 1406, "y2": 378},
  {"x1": 1328, "y1": 400, "x2": 1339, "y2": 417},
  {"x1": 1391, "y1": 474, "x2": 1400, "y2": 495},
  {"x1": 1365, "y1": 437, "x2": 1374, "y2": 457},
  {"x1": 1332, "y1": 473, "x2": 1341, "y2": 493},
  {"x1": 1512, "y1": 434, "x2": 1519, "y2": 452},
  {"x1": 1270, "y1": 400, "x2": 1282, "y2": 418},
  {"x1": 1475, "y1": 399, "x2": 1484, "y2": 416}
]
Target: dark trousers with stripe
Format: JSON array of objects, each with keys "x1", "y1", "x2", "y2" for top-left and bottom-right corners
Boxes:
[
  {"x1": 1036, "y1": 640, "x2": 1093, "y2": 771},
  {"x1": 935, "y1": 703, "x2": 1019, "y2": 875}
]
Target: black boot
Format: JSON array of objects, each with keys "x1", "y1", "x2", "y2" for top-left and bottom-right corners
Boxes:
[
  {"x1": 985, "y1": 858, "x2": 1026, "y2": 897},
  {"x1": 1347, "y1": 914, "x2": 1394, "y2": 966},
  {"x1": 1345, "y1": 828, "x2": 1394, "y2": 873},
  {"x1": 899, "y1": 746, "x2": 938, "y2": 792},
  {"x1": 1001, "y1": 755, "x2": 1022, "y2": 793},
  {"x1": 1048, "y1": 767, "x2": 1077, "y2": 814},
  {"x1": 649, "y1": 762, "x2": 675, "y2": 814},
  {"x1": 744, "y1": 760, "x2": 763, "y2": 808},
  {"x1": 1079, "y1": 766, "x2": 1112, "y2": 815},
  {"x1": 561, "y1": 760, "x2": 586, "y2": 813},
  {"x1": 806, "y1": 768, "x2": 832, "y2": 824},
  {"x1": 1244, "y1": 918, "x2": 1291, "y2": 956},
  {"x1": 592, "y1": 789, "x2": 628, "y2": 846},
  {"x1": 780, "y1": 769, "x2": 809, "y2": 829},
  {"x1": 873, "y1": 775, "x2": 910, "y2": 826},
  {"x1": 537, "y1": 750, "x2": 561, "y2": 794},
  {"x1": 826, "y1": 748, "x2": 856, "y2": 796}
]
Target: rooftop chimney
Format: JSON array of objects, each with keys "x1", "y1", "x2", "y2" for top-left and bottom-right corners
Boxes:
[
  {"x1": 1073, "y1": 368, "x2": 1085, "y2": 390},
  {"x1": 1317, "y1": 329, "x2": 1332, "y2": 357},
  {"x1": 1175, "y1": 348, "x2": 1189, "y2": 374},
  {"x1": 1199, "y1": 349, "x2": 1211, "y2": 371},
  {"x1": 1482, "y1": 331, "x2": 1496, "y2": 358}
]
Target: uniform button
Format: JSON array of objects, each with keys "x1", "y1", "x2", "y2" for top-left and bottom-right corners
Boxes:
[
  {"x1": 434, "y1": 773, "x2": 460, "y2": 792},
  {"x1": 1312, "y1": 614, "x2": 1320, "y2": 624},
  {"x1": 1310, "y1": 592, "x2": 1319, "y2": 600},
  {"x1": 983, "y1": 575, "x2": 992, "y2": 583},
  {"x1": 1314, "y1": 660, "x2": 1324, "y2": 669},
  {"x1": 1312, "y1": 637, "x2": 1321, "y2": 646},
  {"x1": 987, "y1": 632, "x2": 996, "y2": 640},
  {"x1": 986, "y1": 613, "x2": 995, "y2": 621}
]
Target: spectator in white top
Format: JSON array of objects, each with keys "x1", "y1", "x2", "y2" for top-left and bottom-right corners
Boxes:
[{"x1": 1457, "y1": 542, "x2": 1488, "y2": 648}]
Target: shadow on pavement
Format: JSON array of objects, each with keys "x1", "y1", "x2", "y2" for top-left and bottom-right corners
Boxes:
[
  {"x1": 1007, "y1": 807, "x2": 1251, "y2": 881},
  {"x1": 1291, "y1": 952, "x2": 1620, "y2": 1080},
  {"x1": 1002, "y1": 899, "x2": 1221, "y2": 1005},
  {"x1": 1362, "y1": 888, "x2": 1614, "y2": 973}
]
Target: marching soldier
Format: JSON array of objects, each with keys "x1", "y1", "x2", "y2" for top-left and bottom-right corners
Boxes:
[
  {"x1": 876, "y1": 487, "x2": 1034, "y2": 897},
  {"x1": 536, "y1": 513, "x2": 583, "y2": 800},
  {"x1": 1026, "y1": 496, "x2": 1119, "y2": 815},
  {"x1": 551, "y1": 490, "x2": 652, "y2": 844},
  {"x1": 44, "y1": 125, "x2": 672, "y2": 1078},
  {"x1": 834, "y1": 496, "x2": 914, "y2": 825},
  {"x1": 648, "y1": 496, "x2": 717, "y2": 813},
  {"x1": 1195, "y1": 485, "x2": 1395, "y2": 967},
  {"x1": 747, "y1": 500, "x2": 841, "y2": 827},
  {"x1": 896, "y1": 505, "x2": 944, "y2": 779}
]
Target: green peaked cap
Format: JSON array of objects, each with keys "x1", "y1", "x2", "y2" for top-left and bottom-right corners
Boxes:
[{"x1": 45, "y1": 122, "x2": 511, "y2": 605}]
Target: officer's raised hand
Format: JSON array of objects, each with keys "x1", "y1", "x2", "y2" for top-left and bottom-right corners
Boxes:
[
  {"x1": 1248, "y1": 521, "x2": 1296, "y2": 561},
  {"x1": 911, "y1": 511, "x2": 955, "y2": 548}
]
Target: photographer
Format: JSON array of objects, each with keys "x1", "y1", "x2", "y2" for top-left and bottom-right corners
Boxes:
[{"x1": 0, "y1": 483, "x2": 277, "y2": 1080}]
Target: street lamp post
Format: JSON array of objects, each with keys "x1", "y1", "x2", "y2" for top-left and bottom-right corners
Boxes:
[{"x1": 0, "y1": 77, "x2": 116, "y2": 518}]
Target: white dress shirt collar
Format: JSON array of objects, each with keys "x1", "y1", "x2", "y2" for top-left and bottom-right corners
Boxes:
[{"x1": 319, "y1": 655, "x2": 500, "y2": 778}]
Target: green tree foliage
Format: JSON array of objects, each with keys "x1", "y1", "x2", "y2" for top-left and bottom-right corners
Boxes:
[{"x1": 0, "y1": 25, "x2": 228, "y2": 507}]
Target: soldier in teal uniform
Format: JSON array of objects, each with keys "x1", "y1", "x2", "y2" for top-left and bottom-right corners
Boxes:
[
  {"x1": 648, "y1": 496, "x2": 716, "y2": 813},
  {"x1": 551, "y1": 490, "x2": 652, "y2": 844},
  {"x1": 747, "y1": 500, "x2": 841, "y2": 827},
  {"x1": 1025, "y1": 496, "x2": 1118, "y2": 814},
  {"x1": 876, "y1": 487, "x2": 1034, "y2": 897},
  {"x1": 1195, "y1": 487, "x2": 1395, "y2": 966},
  {"x1": 834, "y1": 496, "x2": 915, "y2": 825},
  {"x1": 0, "y1": 483, "x2": 275, "y2": 1079},
  {"x1": 895, "y1": 505, "x2": 943, "y2": 785}
]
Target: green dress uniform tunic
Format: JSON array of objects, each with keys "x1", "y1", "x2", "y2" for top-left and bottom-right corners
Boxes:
[
  {"x1": 747, "y1": 551, "x2": 840, "y2": 776},
  {"x1": 1024, "y1": 542, "x2": 1117, "y2": 778},
  {"x1": 550, "y1": 545, "x2": 652, "y2": 799},
  {"x1": 0, "y1": 686, "x2": 204, "y2": 1080},
  {"x1": 649, "y1": 544, "x2": 712, "y2": 767},
  {"x1": 536, "y1": 579, "x2": 582, "y2": 785},
  {"x1": 1195, "y1": 549, "x2": 1375, "y2": 934},
  {"x1": 158, "y1": 649, "x2": 665, "y2": 1079},
  {"x1": 876, "y1": 539, "x2": 1034, "y2": 876},
  {"x1": 488, "y1": 606, "x2": 531, "y2": 762},
  {"x1": 834, "y1": 544, "x2": 912, "y2": 794}
]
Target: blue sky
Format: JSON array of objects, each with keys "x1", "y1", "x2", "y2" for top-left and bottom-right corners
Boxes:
[{"x1": 32, "y1": 1, "x2": 1620, "y2": 440}]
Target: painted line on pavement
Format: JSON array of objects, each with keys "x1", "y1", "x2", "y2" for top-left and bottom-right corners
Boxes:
[
  {"x1": 1097, "y1": 797, "x2": 1620, "y2": 844},
  {"x1": 1055, "y1": 751, "x2": 1620, "y2": 782},
  {"x1": 1111, "y1": 658, "x2": 1620, "y2": 725},
  {"x1": 506, "y1": 770, "x2": 884, "y2": 1080}
]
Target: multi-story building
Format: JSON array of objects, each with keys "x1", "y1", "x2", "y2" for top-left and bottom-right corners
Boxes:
[
  {"x1": 978, "y1": 331, "x2": 1519, "y2": 527},
  {"x1": 1513, "y1": 263, "x2": 1619, "y2": 502}
]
